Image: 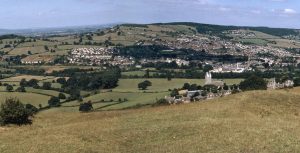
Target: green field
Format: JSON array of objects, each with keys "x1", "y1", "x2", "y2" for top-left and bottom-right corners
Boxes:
[
  {"x1": 0, "y1": 77, "x2": 242, "y2": 111},
  {"x1": 61, "y1": 92, "x2": 167, "y2": 111},
  {"x1": 58, "y1": 78, "x2": 242, "y2": 111},
  {"x1": 25, "y1": 87, "x2": 68, "y2": 97},
  {"x1": 0, "y1": 92, "x2": 50, "y2": 107}
]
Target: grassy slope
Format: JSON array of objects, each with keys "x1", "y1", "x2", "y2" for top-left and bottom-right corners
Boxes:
[
  {"x1": 2, "y1": 88, "x2": 300, "y2": 152},
  {"x1": 0, "y1": 92, "x2": 50, "y2": 107}
]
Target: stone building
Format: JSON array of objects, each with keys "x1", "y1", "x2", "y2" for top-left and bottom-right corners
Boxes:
[{"x1": 267, "y1": 78, "x2": 294, "y2": 89}]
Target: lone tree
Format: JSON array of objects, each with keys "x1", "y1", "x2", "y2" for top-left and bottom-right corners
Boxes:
[
  {"x1": 0, "y1": 98, "x2": 34, "y2": 125},
  {"x1": 138, "y1": 81, "x2": 151, "y2": 90},
  {"x1": 240, "y1": 75, "x2": 267, "y2": 91}
]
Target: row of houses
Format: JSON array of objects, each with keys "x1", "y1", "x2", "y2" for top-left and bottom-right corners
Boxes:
[
  {"x1": 267, "y1": 78, "x2": 294, "y2": 89},
  {"x1": 21, "y1": 55, "x2": 55, "y2": 64}
]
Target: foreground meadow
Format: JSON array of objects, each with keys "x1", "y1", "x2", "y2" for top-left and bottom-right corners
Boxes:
[{"x1": 1, "y1": 88, "x2": 300, "y2": 153}]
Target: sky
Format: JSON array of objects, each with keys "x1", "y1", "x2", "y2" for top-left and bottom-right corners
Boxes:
[{"x1": 0, "y1": 0, "x2": 300, "y2": 29}]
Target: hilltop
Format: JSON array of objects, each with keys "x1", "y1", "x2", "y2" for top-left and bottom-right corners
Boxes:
[
  {"x1": 1, "y1": 88, "x2": 300, "y2": 153},
  {"x1": 1, "y1": 22, "x2": 300, "y2": 61}
]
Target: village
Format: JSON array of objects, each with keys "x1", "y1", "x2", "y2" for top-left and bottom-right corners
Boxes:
[
  {"x1": 67, "y1": 47, "x2": 134, "y2": 67},
  {"x1": 165, "y1": 71, "x2": 295, "y2": 104}
]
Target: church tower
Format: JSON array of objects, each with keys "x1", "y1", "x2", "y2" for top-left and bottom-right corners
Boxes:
[{"x1": 205, "y1": 72, "x2": 212, "y2": 85}]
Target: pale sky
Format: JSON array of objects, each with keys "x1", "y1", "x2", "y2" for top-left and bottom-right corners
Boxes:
[{"x1": 0, "y1": 0, "x2": 299, "y2": 29}]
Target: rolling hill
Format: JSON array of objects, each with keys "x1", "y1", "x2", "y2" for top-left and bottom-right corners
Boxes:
[{"x1": 1, "y1": 88, "x2": 300, "y2": 152}]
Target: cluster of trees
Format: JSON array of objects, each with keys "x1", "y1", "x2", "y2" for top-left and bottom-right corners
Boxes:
[
  {"x1": 117, "y1": 45, "x2": 170, "y2": 59},
  {"x1": 15, "y1": 67, "x2": 45, "y2": 76},
  {"x1": 117, "y1": 45, "x2": 247, "y2": 62},
  {"x1": 239, "y1": 75, "x2": 267, "y2": 91},
  {"x1": 53, "y1": 68, "x2": 121, "y2": 101}
]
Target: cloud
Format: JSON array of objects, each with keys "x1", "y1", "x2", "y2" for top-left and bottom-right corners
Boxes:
[
  {"x1": 271, "y1": 8, "x2": 297, "y2": 17},
  {"x1": 283, "y1": 8, "x2": 297, "y2": 14},
  {"x1": 219, "y1": 7, "x2": 231, "y2": 12}
]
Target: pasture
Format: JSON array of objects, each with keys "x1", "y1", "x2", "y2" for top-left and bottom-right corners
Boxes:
[
  {"x1": 0, "y1": 92, "x2": 50, "y2": 107},
  {"x1": 58, "y1": 78, "x2": 243, "y2": 111},
  {"x1": 0, "y1": 75, "x2": 55, "y2": 82},
  {"x1": 61, "y1": 91, "x2": 167, "y2": 111}
]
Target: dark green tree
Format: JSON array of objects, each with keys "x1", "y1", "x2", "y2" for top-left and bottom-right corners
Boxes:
[
  {"x1": 0, "y1": 98, "x2": 34, "y2": 125},
  {"x1": 240, "y1": 75, "x2": 267, "y2": 91},
  {"x1": 79, "y1": 101, "x2": 93, "y2": 112},
  {"x1": 6, "y1": 85, "x2": 13, "y2": 92},
  {"x1": 15, "y1": 86, "x2": 26, "y2": 92},
  {"x1": 42, "y1": 82, "x2": 52, "y2": 90},
  {"x1": 48, "y1": 97, "x2": 60, "y2": 107},
  {"x1": 58, "y1": 93, "x2": 66, "y2": 99},
  {"x1": 138, "y1": 82, "x2": 148, "y2": 90}
]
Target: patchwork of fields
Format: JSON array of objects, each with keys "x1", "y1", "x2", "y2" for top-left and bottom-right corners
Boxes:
[{"x1": 0, "y1": 76, "x2": 243, "y2": 111}]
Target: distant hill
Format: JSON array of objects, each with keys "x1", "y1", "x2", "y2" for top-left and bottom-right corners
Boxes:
[
  {"x1": 152, "y1": 22, "x2": 300, "y2": 37},
  {"x1": 0, "y1": 24, "x2": 116, "y2": 36}
]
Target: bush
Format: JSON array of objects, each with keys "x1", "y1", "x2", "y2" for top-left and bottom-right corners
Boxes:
[
  {"x1": 25, "y1": 104, "x2": 39, "y2": 114},
  {"x1": 6, "y1": 85, "x2": 13, "y2": 92},
  {"x1": 58, "y1": 93, "x2": 66, "y2": 99},
  {"x1": 15, "y1": 86, "x2": 26, "y2": 92},
  {"x1": 79, "y1": 101, "x2": 93, "y2": 112},
  {"x1": 138, "y1": 80, "x2": 152, "y2": 90},
  {"x1": 153, "y1": 98, "x2": 169, "y2": 106},
  {"x1": 42, "y1": 82, "x2": 52, "y2": 90},
  {"x1": 48, "y1": 96, "x2": 60, "y2": 107},
  {"x1": 0, "y1": 98, "x2": 34, "y2": 125}
]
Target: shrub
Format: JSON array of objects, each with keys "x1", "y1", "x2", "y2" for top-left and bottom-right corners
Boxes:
[
  {"x1": 58, "y1": 93, "x2": 66, "y2": 99},
  {"x1": 42, "y1": 82, "x2": 52, "y2": 90},
  {"x1": 25, "y1": 104, "x2": 39, "y2": 114},
  {"x1": 0, "y1": 98, "x2": 34, "y2": 125},
  {"x1": 79, "y1": 101, "x2": 93, "y2": 112},
  {"x1": 48, "y1": 96, "x2": 60, "y2": 107},
  {"x1": 15, "y1": 86, "x2": 26, "y2": 92},
  {"x1": 6, "y1": 85, "x2": 13, "y2": 92},
  {"x1": 153, "y1": 98, "x2": 169, "y2": 106}
]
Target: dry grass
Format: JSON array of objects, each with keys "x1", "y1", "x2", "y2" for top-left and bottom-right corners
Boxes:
[{"x1": 1, "y1": 88, "x2": 300, "y2": 152}]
